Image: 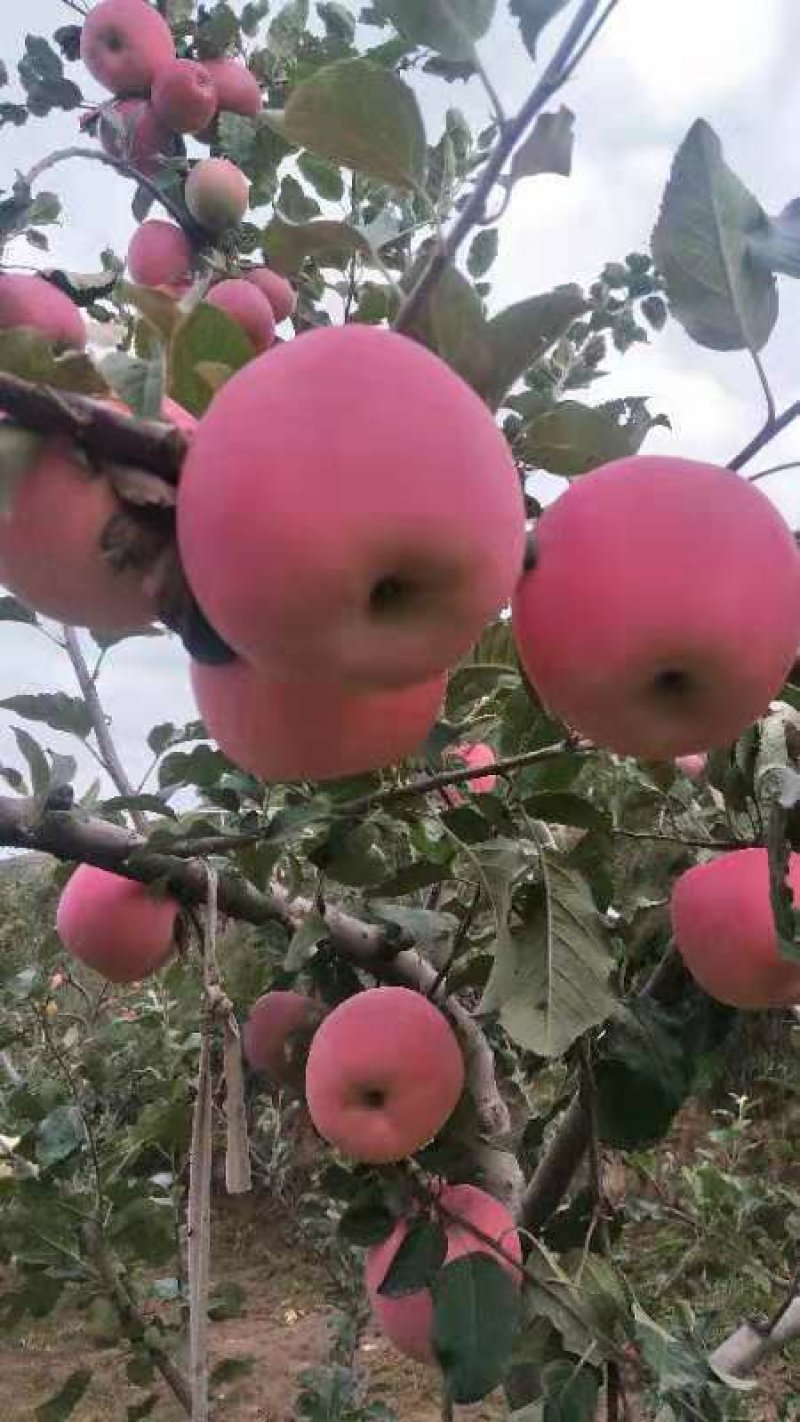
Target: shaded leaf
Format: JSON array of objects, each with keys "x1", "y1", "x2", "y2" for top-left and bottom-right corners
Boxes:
[
  {"x1": 0, "y1": 693, "x2": 92, "y2": 739},
  {"x1": 378, "y1": 1220, "x2": 447, "y2": 1296},
  {"x1": 103, "y1": 351, "x2": 164, "y2": 420},
  {"x1": 285, "y1": 909, "x2": 329, "y2": 971},
  {"x1": 12, "y1": 727, "x2": 49, "y2": 797},
  {"x1": 652, "y1": 118, "x2": 777, "y2": 352},
  {"x1": 339, "y1": 1196, "x2": 396, "y2": 1246},
  {"x1": 510, "y1": 0, "x2": 570, "y2": 57},
  {"x1": 433, "y1": 1254, "x2": 521, "y2": 1405},
  {"x1": 37, "y1": 1104, "x2": 84, "y2": 1167},
  {"x1": 749, "y1": 198, "x2": 800, "y2": 279},
  {"x1": 461, "y1": 286, "x2": 587, "y2": 409},
  {"x1": 36, "y1": 1369, "x2": 93, "y2": 1422},
  {"x1": 262, "y1": 214, "x2": 377, "y2": 274},
  {"x1": 467, "y1": 227, "x2": 499, "y2": 279},
  {"x1": 516, "y1": 399, "x2": 646, "y2": 476},
  {"x1": 374, "y1": 0, "x2": 495, "y2": 60},
  {"x1": 511, "y1": 107, "x2": 574, "y2": 184},
  {"x1": 284, "y1": 59, "x2": 426, "y2": 191},
  {"x1": 169, "y1": 305, "x2": 255, "y2": 416},
  {"x1": 0, "y1": 328, "x2": 108, "y2": 394},
  {"x1": 0, "y1": 426, "x2": 45, "y2": 514}
]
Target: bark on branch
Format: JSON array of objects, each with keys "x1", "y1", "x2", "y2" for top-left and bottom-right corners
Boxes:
[{"x1": 0, "y1": 372, "x2": 189, "y2": 482}]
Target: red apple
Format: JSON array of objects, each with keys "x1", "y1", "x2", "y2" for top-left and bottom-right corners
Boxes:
[
  {"x1": 442, "y1": 741, "x2": 498, "y2": 806},
  {"x1": 189, "y1": 658, "x2": 445, "y2": 782},
  {"x1": 671, "y1": 848, "x2": 800, "y2": 1008},
  {"x1": 513, "y1": 457, "x2": 800, "y2": 758},
  {"x1": 205, "y1": 279, "x2": 275, "y2": 353},
  {"x1": 185, "y1": 157, "x2": 249, "y2": 234},
  {"x1": 243, "y1": 267, "x2": 296, "y2": 324},
  {"x1": 304, "y1": 987, "x2": 464, "y2": 1163},
  {"x1": 365, "y1": 1183, "x2": 522, "y2": 1365},
  {"x1": 0, "y1": 273, "x2": 86, "y2": 349},
  {"x1": 177, "y1": 326, "x2": 526, "y2": 689},
  {"x1": 56, "y1": 866, "x2": 179, "y2": 983},
  {"x1": 675, "y1": 753, "x2": 707, "y2": 781},
  {"x1": 151, "y1": 58, "x2": 217, "y2": 135},
  {"x1": 243, "y1": 990, "x2": 323, "y2": 1088},
  {"x1": 127, "y1": 219, "x2": 194, "y2": 291},
  {"x1": 80, "y1": 0, "x2": 175, "y2": 96},
  {"x1": 201, "y1": 58, "x2": 261, "y2": 119}
]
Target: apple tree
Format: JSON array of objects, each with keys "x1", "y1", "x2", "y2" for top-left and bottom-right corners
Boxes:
[{"x1": 1, "y1": 2, "x2": 800, "y2": 1419}]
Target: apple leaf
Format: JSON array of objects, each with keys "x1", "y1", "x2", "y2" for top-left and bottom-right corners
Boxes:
[
  {"x1": 102, "y1": 351, "x2": 164, "y2": 420},
  {"x1": 374, "y1": 0, "x2": 496, "y2": 61},
  {"x1": 283, "y1": 59, "x2": 426, "y2": 191},
  {"x1": 652, "y1": 118, "x2": 777, "y2": 352},
  {"x1": 433, "y1": 1254, "x2": 521, "y2": 1405},
  {"x1": 515, "y1": 399, "x2": 648, "y2": 476},
  {"x1": 169, "y1": 304, "x2": 254, "y2": 416},
  {"x1": 510, "y1": 107, "x2": 574, "y2": 184},
  {"x1": 0, "y1": 328, "x2": 108, "y2": 394},
  {"x1": 510, "y1": 0, "x2": 571, "y2": 58},
  {"x1": 486, "y1": 852, "x2": 614, "y2": 1059},
  {"x1": 0, "y1": 692, "x2": 92, "y2": 740},
  {"x1": 748, "y1": 197, "x2": 800, "y2": 279},
  {"x1": 338, "y1": 1196, "x2": 396, "y2": 1246},
  {"x1": 0, "y1": 594, "x2": 38, "y2": 626},
  {"x1": 378, "y1": 1220, "x2": 448, "y2": 1297},
  {"x1": 460, "y1": 286, "x2": 587, "y2": 409},
  {"x1": 262, "y1": 214, "x2": 378, "y2": 275}
]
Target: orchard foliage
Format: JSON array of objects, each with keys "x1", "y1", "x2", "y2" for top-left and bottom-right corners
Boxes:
[{"x1": 1, "y1": 3, "x2": 800, "y2": 1420}]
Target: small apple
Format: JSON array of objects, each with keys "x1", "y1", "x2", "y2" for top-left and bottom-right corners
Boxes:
[
  {"x1": 243, "y1": 267, "x2": 296, "y2": 324},
  {"x1": 0, "y1": 273, "x2": 86, "y2": 349},
  {"x1": 200, "y1": 57, "x2": 261, "y2": 119},
  {"x1": 127, "y1": 219, "x2": 194, "y2": 292},
  {"x1": 242, "y1": 990, "x2": 323, "y2": 1088},
  {"x1": 206, "y1": 279, "x2": 275, "y2": 353},
  {"x1": 151, "y1": 58, "x2": 217, "y2": 135},
  {"x1": 185, "y1": 157, "x2": 249, "y2": 234},
  {"x1": 305, "y1": 987, "x2": 465, "y2": 1163},
  {"x1": 56, "y1": 866, "x2": 179, "y2": 983}
]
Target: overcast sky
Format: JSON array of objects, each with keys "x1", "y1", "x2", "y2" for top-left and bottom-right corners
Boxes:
[{"x1": 2, "y1": 0, "x2": 800, "y2": 792}]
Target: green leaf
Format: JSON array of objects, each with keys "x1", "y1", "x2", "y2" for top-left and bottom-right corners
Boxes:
[
  {"x1": 262, "y1": 214, "x2": 377, "y2": 274},
  {"x1": 512, "y1": 1359, "x2": 600, "y2": 1420},
  {"x1": 0, "y1": 425, "x2": 45, "y2": 514},
  {"x1": 338, "y1": 1197, "x2": 397, "y2": 1246},
  {"x1": 461, "y1": 286, "x2": 587, "y2": 409},
  {"x1": 433, "y1": 1254, "x2": 521, "y2": 1405},
  {"x1": 407, "y1": 260, "x2": 487, "y2": 377},
  {"x1": 594, "y1": 998, "x2": 696, "y2": 1149},
  {"x1": 374, "y1": 0, "x2": 495, "y2": 60},
  {"x1": 102, "y1": 351, "x2": 164, "y2": 419},
  {"x1": 488, "y1": 853, "x2": 615, "y2": 1059},
  {"x1": 516, "y1": 400, "x2": 645, "y2": 476},
  {"x1": 467, "y1": 227, "x2": 499, "y2": 279},
  {"x1": 297, "y1": 151, "x2": 346, "y2": 201},
  {"x1": 510, "y1": 0, "x2": 570, "y2": 58},
  {"x1": 377, "y1": 1220, "x2": 447, "y2": 1297},
  {"x1": 36, "y1": 1369, "x2": 93, "y2": 1422},
  {"x1": 208, "y1": 1280, "x2": 247, "y2": 1321},
  {"x1": 284, "y1": 59, "x2": 426, "y2": 191},
  {"x1": 511, "y1": 107, "x2": 574, "y2": 184},
  {"x1": 0, "y1": 693, "x2": 92, "y2": 739},
  {"x1": 169, "y1": 304, "x2": 255, "y2": 417},
  {"x1": 317, "y1": 2, "x2": 357, "y2": 42},
  {"x1": 269, "y1": 0, "x2": 311, "y2": 59},
  {"x1": 748, "y1": 198, "x2": 800, "y2": 279},
  {"x1": 651, "y1": 118, "x2": 777, "y2": 352},
  {"x1": 37, "y1": 1104, "x2": 84, "y2": 1167},
  {"x1": 12, "y1": 727, "x2": 50, "y2": 797},
  {"x1": 523, "y1": 792, "x2": 611, "y2": 836},
  {"x1": 0, "y1": 594, "x2": 37, "y2": 626}
]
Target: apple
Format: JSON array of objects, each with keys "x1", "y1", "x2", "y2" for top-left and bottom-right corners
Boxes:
[
  {"x1": 671, "y1": 848, "x2": 800, "y2": 1008},
  {"x1": 151, "y1": 58, "x2": 217, "y2": 135},
  {"x1": 243, "y1": 267, "x2": 296, "y2": 324},
  {"x1": 304, "y1": 987, "x2": 465, "y2": 1163},
  {"x1": 205, "y1": 279, "x2": 275, "y2": 353},
  {"x1": 365, "y1": 1183, "x2": 522, "y2": 1365},
  {"x1": 441, "y1": 741, "x2": 497, "y2": 806},
  {"x1": 675, "y1": 753, "x2": 707, "y2": 781},
  {"x1": 0, "y1": 435, "x2": 155, "y2": 630},
  {"x1": 189, "y1": 658, "x2": 446, "y2": 782},
  {"x1": 177, "y1": 326, "x2": 526, "y2": 689},
  {"x1": 80, "y1": 0, "x2": 175, "y2": 97},
  {"x1": 127, "y1": 219, "x2": 194, "y2": 291},
  {"x1": 185, "y1": 157, "x2": 249, "y2": 234},
  {"x1": 98, "y1": 97, "x2": 174, "y2": 176},
  {"x1": 0, "y1": 273, "x2": 86, "y2": 349},
  {"x1": 200, "y1": 58, "x2": 261, "y2": 119},
  {"x1": 242, "y1": 990, "x2": 323, "y2": 1088},
  {"x1": 513, "y1": 456, "x2": 800, "y2": 759},
  {"x1": 56, "y1": 866, "x2": 179, "y2": 983}
]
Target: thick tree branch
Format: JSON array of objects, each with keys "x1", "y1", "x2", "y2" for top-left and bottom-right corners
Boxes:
[
  {"x1": 0, "y1": 795, "x2": 521, "y2": 1205},
  {"x1": 0, "y1": 372, "x2": 188, "y2": 481},
  {"x1": 394, "y1": 0, "x2": 614, "y2": 334}
]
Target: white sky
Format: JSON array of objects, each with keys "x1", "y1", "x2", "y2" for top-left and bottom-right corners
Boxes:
[{"x1": 1, "y1": 0, "x2": 800, "y2": 790}]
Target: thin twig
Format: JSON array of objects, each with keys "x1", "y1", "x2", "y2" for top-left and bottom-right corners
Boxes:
[
  {"x1": 749, "y1": 460, "x2": 800, "y2": 483},
  {"x1": 728, "y1": 399, "x2": 800, "y2": 472},
  {"x1": 394, "y1": 0, "x2": 612, "y2": 334},
  {"x1": 62, "y1": 627, "x2": 148, "y2": 834},
  {"x1": 23, "y1": 147, "x2": 206, "y2": 245},
  {"x1": 750, "y1": 348, "x2": 777, "y2": 426},
  {"x1": 471, "y1": 51, "x2": 507, "y2": 128},
  {"x1": 613, "y1": 827, "x2": 744, "y2": 851}
]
